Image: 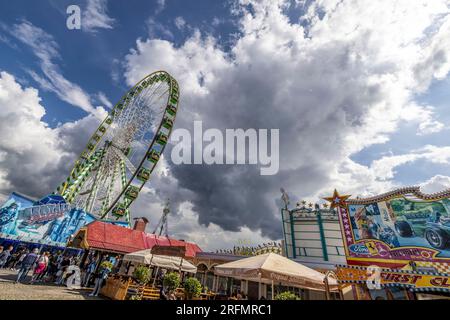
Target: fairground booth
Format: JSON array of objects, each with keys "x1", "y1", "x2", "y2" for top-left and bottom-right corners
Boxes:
[
  {"x1": 67, "y1": 217, "x2": 202, "y2": 300},
  {"x1": 326, "y1": 187, "x2": 450, "y2": 300}
]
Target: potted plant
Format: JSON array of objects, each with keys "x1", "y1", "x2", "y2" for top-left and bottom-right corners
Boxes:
[
  {"x1": 183, "y1": 277, "x2": 202, "y2": 300},
  {"x1": 100, "y1": 260, "x2": 113, "y2": 272},
  {"x1": 163, "y1": 272, "x2": 181, "y2": 291},
  {"x1": 132, "y1": 265, "x2": 151, "y2": 285},
  {"x1": 274, "y1": 291, "x2": 300, "y2": 300}
]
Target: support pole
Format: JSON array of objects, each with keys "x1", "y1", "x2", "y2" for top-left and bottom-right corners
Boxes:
[
  {"x1": 271, "y1": 279, "x2": 274, "y2": 300},
  {"x1": 324, "y1": 270, "x2": 337, "y2": 300},
  {"x1": 324, "y1": 276, "x2": 330, "y2": 300},
  {"x1": 258, "y1": 273, "x2": 262, "y2": 299},
  {"x1": 152, "y1": 266, "x2": 160, "y2": 287}
]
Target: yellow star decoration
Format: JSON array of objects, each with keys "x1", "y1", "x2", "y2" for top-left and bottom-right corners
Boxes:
[{"x1": 323, "y1": 189, "x2": 351, "y2": 209}]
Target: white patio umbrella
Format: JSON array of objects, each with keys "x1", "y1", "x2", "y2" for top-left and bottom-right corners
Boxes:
[
  {"x1": 123, "y1": 249, "x2": 197, "y2": 273},
  {"x1": 214, "y1": 253, "x2": 339, "y2": 299}
]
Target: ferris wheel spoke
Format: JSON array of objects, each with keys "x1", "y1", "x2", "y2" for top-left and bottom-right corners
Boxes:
[{"x1": 100, "y1": 161, "x2": 119, "y2": 214}]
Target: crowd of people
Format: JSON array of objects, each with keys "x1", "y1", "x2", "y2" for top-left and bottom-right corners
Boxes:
[
  {"x1": 1, "y1": 245, "x2": 249, "y2": 300},
  {"x1": 0, "y1": 245, "x2": 79, "y2": 284},
  {"x1": 0, "y1": 244, "x2": 118, "y2": 294}
]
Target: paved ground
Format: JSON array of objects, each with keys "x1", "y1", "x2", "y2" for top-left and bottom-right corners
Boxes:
[{"x1": 0, "y1": 269, "x2": 103, "y2": 300}]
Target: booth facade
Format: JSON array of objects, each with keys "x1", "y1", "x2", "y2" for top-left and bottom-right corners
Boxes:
[
  {"x1": 68, "y1": 219, "x2": 202, "y2": 300},
  {"x1": 327, "y1": 187, "x2": 450, "y2": 299},
  {"x1": 193, "y1": 251, "x2": 342, "y2": 300}
]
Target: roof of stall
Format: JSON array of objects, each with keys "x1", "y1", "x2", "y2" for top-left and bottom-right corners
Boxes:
[
  {"x1": 69, "y1": 221, "x2": 202, "y2": 258},
  {"x1": 214, "y1": 252, "x2": 339, "y2": 292},
  {"x1": 123, "y1": 249, "x2": 197, "y2": 273}
]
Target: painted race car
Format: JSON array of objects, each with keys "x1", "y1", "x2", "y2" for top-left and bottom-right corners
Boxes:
[{"x1": 394, "y1": 212, "x2": 450, "y2": 249}]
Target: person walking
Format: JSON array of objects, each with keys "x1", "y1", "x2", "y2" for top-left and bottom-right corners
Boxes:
[
  {"x1": 37, "y1": 252, "x2": 53, "y2": 282},
  {"x1": 0, "y1": 245, "x2": 13, "y2": 268},
  {"x1": 82, "y1": 258, "x2": 97, "y2": 287},
  {"x1": 8, "y1": 248, "x2": 24, "y2": 270},
  {"x1": 30, "y1": 252, "x2": 49, "y2": 284},
  {"x1": 15, "y1": 248, "x2": 39, "y2": 283},
  {"x1": 14, "y1": 249, "x2": 29, "y2": 270},
  {"x1": 55, "y1": 256, "x2": 70, "y2": 285},
  {"x1": 89, "y1": 259, "x2": 112, "y2": 297}
]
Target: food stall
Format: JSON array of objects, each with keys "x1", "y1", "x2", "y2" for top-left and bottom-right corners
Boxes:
[
  {"x1": 214, "y1": 252, "x2": 341, "y2": 299},
  {"x1": 101, "y1": 247, "x2": 197, "y2": 300}
]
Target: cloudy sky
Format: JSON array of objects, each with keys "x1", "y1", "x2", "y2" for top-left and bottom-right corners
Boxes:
[{"x1": 1, "y1": 0, "x2": 450, "y2": 250}]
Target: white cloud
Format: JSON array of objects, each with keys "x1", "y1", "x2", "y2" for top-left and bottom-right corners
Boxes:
[
  {"x1": 212, "y1": 17, "x2": 223, "y2": 27},
  {"x1": 124, "y1": 30, "x2": 229, "y2": 96},
  {"x1": 147, "y1": 17, "x2": 174, "y2": 40},
  {"x1": 170, "y1": 203, "x2": 271, "y2": 251},
  {"x1": 82, "y1": 0, "x2": 115, "y2": 33},
  {"x1": 421, "y1": 175, "x2": 450, "y2": 193},
  {"x1": 8, "y1": 20, "x2": 105, "y2": 118},
  {"x1": 369, "y1": 145, "x2": 450, "y2": 181},
  {"x1": 122, "y1": 0, "x2": 450, "y2": 243},
  {"x1": 155, "y1": 0, "x2": 166, "y2": 14},
  {"x1": 96, "y1": 92, "x2": 113, "y2": 109},
  {"x1": 401, "y1": 103, "x2": 445, "y2": 135},
  {"x1": 0, "y1": 71, "x2": 102, "y2": 201},
  {"x1": 174, "y1": 16, "x2": 186, "y2": 30}
]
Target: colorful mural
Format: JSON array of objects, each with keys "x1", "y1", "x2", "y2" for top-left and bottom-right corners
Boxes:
[
  {"x1": 326, "y1": 187, "x2": 450, "y2": 268},
  {"x1": 0, "y1": 192, "x2": 128, "y2": 247}
]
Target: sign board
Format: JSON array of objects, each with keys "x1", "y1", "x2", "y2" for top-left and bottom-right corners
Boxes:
[
  {"x1": 0, "y1": 193, "x2": 92, "y2": 246},
  {"x1": 336, "y1": 265, "x2": 450, "y2": 292},
  {"x1": 336, "y1": 187, "x2": 450, "y2": 267},
  {"x1": 151, "y1": 245, "x2": 186, "y2": 258}
]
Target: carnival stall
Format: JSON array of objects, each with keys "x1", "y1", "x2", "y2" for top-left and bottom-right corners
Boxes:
[
  {"x1": 214, "y1": 252, "x2": 340, "y2": 299},
  {"x1": 99, "y1": 247, "x2": 198, "y2": 300}
]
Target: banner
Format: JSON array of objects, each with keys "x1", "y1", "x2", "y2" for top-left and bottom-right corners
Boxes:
[
  {"x1": 335, "y1": 187, "x2": 450, "y2": 267},
  {"x1": 0, "y1": 192, "x2": 94, "y2": 246},
  {"x1": 151, "y1": 245, "x2": 186, "y2": 257},
  {"x1": 336, "y1": 265, "x2": 450, "y2": 292}
]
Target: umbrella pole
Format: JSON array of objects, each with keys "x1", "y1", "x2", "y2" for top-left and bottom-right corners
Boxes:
[
  {"x1": 258, "y1": 273, "x2": 262, "y2": 299},
  {"x1": 271, "y1": 279, "x2": 274, "y2": 300},
  {"x1": 324, "y1": 273, "x2": 330, "y2": 300},
  {"x1": 148, "y1": 255, "x2": 154, "y2": 284},
  {"x1": 152, "y1": 266, "x2": 159, "y2": 287}
]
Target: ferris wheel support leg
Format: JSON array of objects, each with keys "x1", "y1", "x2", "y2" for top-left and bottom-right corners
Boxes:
[{"x1": 85, "y1": 149, "x2": 107, "y2": 214}]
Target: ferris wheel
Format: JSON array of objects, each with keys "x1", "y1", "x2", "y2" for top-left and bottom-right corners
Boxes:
[{"x1": 55, "y1": 71, "x2": 179, "y2": 225}]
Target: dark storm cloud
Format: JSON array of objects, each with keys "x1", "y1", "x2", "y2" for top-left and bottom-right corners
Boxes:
[
  {"x1": 153, "y1": 43, "x2": 387, "y2": 239},
  {"x1": 123, "y1": 0, "x2": 450, "y2": 242}
]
